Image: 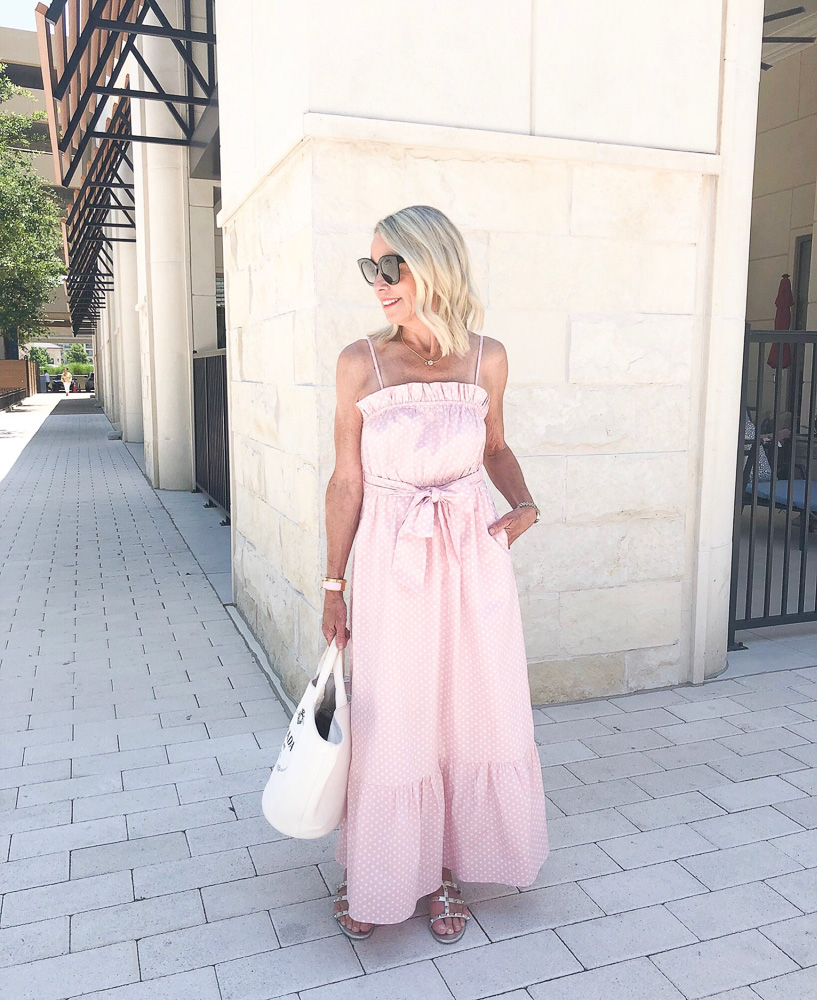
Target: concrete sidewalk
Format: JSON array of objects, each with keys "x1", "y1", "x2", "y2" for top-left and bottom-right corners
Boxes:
[{"x1": 0, "y1": 395, "x2": 815, "y2": 1000}]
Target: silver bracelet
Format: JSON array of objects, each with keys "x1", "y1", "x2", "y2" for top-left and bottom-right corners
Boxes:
[{"x1": 515, "y1": 501, "x2": 540, "y2": 523}]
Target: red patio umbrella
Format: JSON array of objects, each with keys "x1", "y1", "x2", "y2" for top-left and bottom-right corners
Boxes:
[{"x1": 767, "y1": 273, "x2": 794, "y2": 369}]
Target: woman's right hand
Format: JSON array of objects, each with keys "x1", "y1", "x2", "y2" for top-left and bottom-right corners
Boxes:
[{"x1": 322, "y1": 591, "x2": 350, "y2": 650}]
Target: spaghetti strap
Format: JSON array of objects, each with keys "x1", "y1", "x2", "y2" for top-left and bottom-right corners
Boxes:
[
  {"x1": 366, "y1": 336, "x2": 385, "y2": 390},
  {"x1": 474, "y1": 335, "x2": 484, "y2": 385}
]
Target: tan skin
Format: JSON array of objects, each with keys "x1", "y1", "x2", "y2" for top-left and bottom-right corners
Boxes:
[{"x1": 324, "y1": 233, "x2": 537, "y2": 937}]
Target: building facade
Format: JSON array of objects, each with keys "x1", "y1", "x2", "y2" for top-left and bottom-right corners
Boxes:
[{"x1": 40, "y1": 1, "x2": 812, "y2": 705}]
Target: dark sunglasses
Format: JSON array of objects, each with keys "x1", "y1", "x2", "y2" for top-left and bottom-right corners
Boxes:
[{"x1": 357, "y1": 254, "x2": 406, "y2": 285}]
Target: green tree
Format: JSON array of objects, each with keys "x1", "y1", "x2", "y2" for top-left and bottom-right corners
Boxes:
[
  {"x1": 65, "y1": 342, "x2": 89, "y2": 364},
  {"x1": 26, "y1": 344, "x2": 51, "y2": 370},
  {"x1": 0, "y1": 63, "x2": 64, "y2": 354}
]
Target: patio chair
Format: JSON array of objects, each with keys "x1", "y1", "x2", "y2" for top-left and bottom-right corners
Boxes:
[{"x1": 742, "y1": 436, "x2": 817, "y2": 549}]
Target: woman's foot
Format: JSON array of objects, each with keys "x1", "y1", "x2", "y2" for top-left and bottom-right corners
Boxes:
[
  {"x1": 333, "y1": 873, "x2": 374, "y2": 938},
  {"x1": 428, "y1": 867, "x2": 470, "y2": 939}
]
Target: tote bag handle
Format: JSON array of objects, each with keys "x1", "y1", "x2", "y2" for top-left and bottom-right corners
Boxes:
[{"x1": 312, "y1": 638, "x2": 347, "y2": 710}]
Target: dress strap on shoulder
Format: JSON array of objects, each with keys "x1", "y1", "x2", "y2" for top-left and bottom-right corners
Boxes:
[
  {"x1": 474, "y1": 335, "x2": 484, "y2": 385},
  {"x1": 366, "y1": 336, "x2": 385, "y2": 390}
]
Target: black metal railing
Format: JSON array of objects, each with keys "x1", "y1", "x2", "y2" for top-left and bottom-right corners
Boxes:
[
  {"x1": 729, "y1": 330, "x2": 817, "y2": 647},
  {"x1": 0, "y1": 388, "x2": 27, "y2": 411},
  {"x1": 192, "y1": 350, "x2": 230, "y2": 516}
]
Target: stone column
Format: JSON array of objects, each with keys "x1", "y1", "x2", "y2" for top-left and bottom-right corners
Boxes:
[
  {"x1": 105, "y1": 274, "x2": 122, "y2": 427},
  {"x1": 131, "y1": 12, "x2": 195, "y2": 489},
  {"x1": 113, "y1": 240, "x2": 143, "y2": 442}
]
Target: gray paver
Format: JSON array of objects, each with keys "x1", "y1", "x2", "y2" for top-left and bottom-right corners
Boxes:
[
  {"x1": 186, "y1": 814, "x2": 284, "y2": 855},
  {"x1": 433, "y1": 930, "x2": 582, "y2": 1000},
  {"x1": 132, "y1": 847, "x2": 255, "y2": 898},
  {"x1": 666, "y1": 882, "x2": 801, "y2": 939},
  {"x1": 547, "y1": 777, "x2": 651, "y2": 814},
  {"x1": 0, "y1": 916, "x2": 69, "y2": 969},
  {"x1": 770, "y1": 829, "x2": 816, "y2": 867},
  {"x1": 175, "y1": 767, "x2": 268, "y2": 804},
  {"x1": 546, "y1": 809, "x2": 639, "y2": 849},
  {"x1": 563, "y1": 750, "x2": 663, "y2": 783},
  {"x1": 644, "y1": 740, "x2": 738, "y2": 769},
  {"x1": 597, "y1": 824, "x2": 717, "y2": 869},
  {"x1": 753, "y1": 966, "x2": 817, "y2": 1000},
  {"x1": 710, "y1": 749, "x2": 809, "y2": 781},
  {"x1": 201, "y1": 866, "x2": 328, "y2": 921},
  {"x1": 680, "y1": 841, "x2": 803, "y2": 889},
  {"x1": 72, "y1": 784, "x2": 180, "y2": 823},
  {"x1": 71, "y1": 831, "x2": 191, "y2": 878},
  {"x1": 652, "y1": 929, "x2": 799, "y2": 999},
  {"x1": 701, "y1": 775, "x2": 806, "y2": 812},
  {"x1": 579, "y1": 860, "x2": 708, "y2": 914},
  {"x1": 717, "y1": 728, "x2": 808, "y2": 756},
  {"x1": 618, "y1": 790, "x2": 726, "y2": 831},
  {"x1": 631, "y1": 764, "x2": 733, "y2": 798},
  {"x1": 554, "y1": 903, "x2": 696, "y2": 968},
  {"x1": 216, "y1": 935, "x2": 362, "y2": 999},
  {"x1": 138, "y1": 911, "x2": 277, "y2": 979},
  {"x1": 760, "y1": 913, "x2": 817, "y2": 967},
  {"x1": 249, "y1": 834, "x2": 339, "y2": 875},
  {"x1": 1, "y1": 870, "x2": 133, "y2": 926},
  {"x1": 524, "y1": 843, "x2": 622, "y2": 888},
  {"x1": 655, "y1": 719, "x2": 743, "y2": 744},
  {"x1": 470, "y1": 882, "x2": 602, "y2": 940},
  {"x1": 10, "y1": 816, "x2": 128, "y2": 860},
  {"x1": 0, "y1": 850, "x2": 68, "y2": 893},
  {"x1": 527, "y1": 957, "x2": 685, "y2": 1000},
  {"x1": 774, "y1": 795, "x2": 817, "y2": 829},
  {"x1": 70, "y1": 891, "x2": 205, "y2": 951},
  {"x1": 0, "y1": 800, "x2": 72, "y2": 838},
  {"x1": 63, "y1": 967, "x2": 223, "y2": 1000},
  {"x1": 300, "y1": 960, "x2": 453, "y2": 1000},
  {"x1": 785, "y1": 767, "x2": 817, "y2": 794},
  {"x1": 690, "y1": 805, "x2": 807, "y2": 849},
  {"x1": 72, "y1": 746, "x2": 169, "y2": 778},
  {"x1": 269, "y1": 894, "x2": 344, "y2": 946},
  {"x1": 766, "y1": 868, "x2": 817, "y2": 911},
  {"x1": 126, "y1": 798, "x2": 236, "y2": 838},
  {"x1": 0, "y1": 941, "x2": 139, "y2": 1000}
]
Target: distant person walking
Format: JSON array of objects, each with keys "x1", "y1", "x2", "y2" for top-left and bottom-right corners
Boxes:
[{"x1": 60, "y1": 368, "x2": 72, "y2": 395}]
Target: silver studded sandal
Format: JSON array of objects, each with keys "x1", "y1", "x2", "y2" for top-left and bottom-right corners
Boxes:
[
  {"x1": 428, "y1": 877, "x2": 471, "y2": 944},
  {"x1": 333, "y1": 881, "x2": 375, "y2": 940}
]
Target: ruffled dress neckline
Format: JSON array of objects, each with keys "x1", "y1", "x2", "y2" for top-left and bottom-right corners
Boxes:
[{"x1": 356, "y1": 380, "x2": 489, "y2": 421}]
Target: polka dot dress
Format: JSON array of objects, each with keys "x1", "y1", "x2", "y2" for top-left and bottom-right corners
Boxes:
[{"x1": 336, "y1": 335, "x2": 549, "y2": 925}]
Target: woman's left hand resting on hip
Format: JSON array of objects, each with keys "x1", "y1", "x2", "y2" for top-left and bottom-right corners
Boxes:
[{"x1": 488, "y1": 504, "x2": 537, "y2": 547}]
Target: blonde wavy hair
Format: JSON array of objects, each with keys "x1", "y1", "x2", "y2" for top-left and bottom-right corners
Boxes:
[{"x1": 371, "y1": 206, "x2": 484, "y2": 358}]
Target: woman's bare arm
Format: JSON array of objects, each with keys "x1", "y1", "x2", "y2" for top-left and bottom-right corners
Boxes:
[
  {"x1": 481, "y1": 338, "x2": 537, "y2": 545},
  {"x1": 322, "y1": 343, "x2": 368, "y2": 648}
]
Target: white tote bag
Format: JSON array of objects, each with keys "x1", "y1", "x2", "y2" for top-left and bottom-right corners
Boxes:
[{"x1": 262, "y1": 639, "x2": 351, "y2": 839}]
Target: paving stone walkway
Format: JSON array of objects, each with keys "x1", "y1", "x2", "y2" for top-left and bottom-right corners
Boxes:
[{"x1": 0, "y1": 397, "x2": 815, "y2": 1000}]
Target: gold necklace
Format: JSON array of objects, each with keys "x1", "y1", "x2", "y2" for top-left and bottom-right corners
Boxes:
[{"x1": 400, "y1": 330, "x2": 443, "y2": 366}]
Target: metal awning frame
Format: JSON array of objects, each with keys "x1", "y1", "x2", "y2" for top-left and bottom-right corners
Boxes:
[
  {"x1": 63, "y1": 97, "x2": 136, "y2": 335},
  {"x1": 36, "y1": 0, "x2": 216, "y2": 187}
]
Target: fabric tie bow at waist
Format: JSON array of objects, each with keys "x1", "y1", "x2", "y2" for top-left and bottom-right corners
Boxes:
[{"x1": 363, "y1": 469, "x2": 485, "y2": 592}]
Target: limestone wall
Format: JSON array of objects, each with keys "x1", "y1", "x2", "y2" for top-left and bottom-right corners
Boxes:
[
  {"x1": 222, "y1": 120, "x2": 735, "y2": 703},
  {"x1": 218, "y1": 1, "x2": 763, "y2": 705}
]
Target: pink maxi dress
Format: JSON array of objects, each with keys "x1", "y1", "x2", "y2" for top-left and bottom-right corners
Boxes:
[{"x1": 336, "y1": 335, "x2": 549, "y2": 924}]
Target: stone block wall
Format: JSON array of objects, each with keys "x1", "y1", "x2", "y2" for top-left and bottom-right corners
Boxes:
[{"x1": 222, "y1": 123, "x2": 729, "y2": 704}]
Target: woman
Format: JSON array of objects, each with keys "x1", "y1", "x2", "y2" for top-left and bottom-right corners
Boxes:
[
  {"x1": 323, "y1": 206, "x2": 548, "y2": 944},
  {"x1": 61, "y1": 368, "x2": 72, "y2": 395}
]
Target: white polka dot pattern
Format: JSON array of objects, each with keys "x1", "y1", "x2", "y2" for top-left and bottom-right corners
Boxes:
[{"x1": 336, "y1": 377, "x2": 549, "y2": 925}]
